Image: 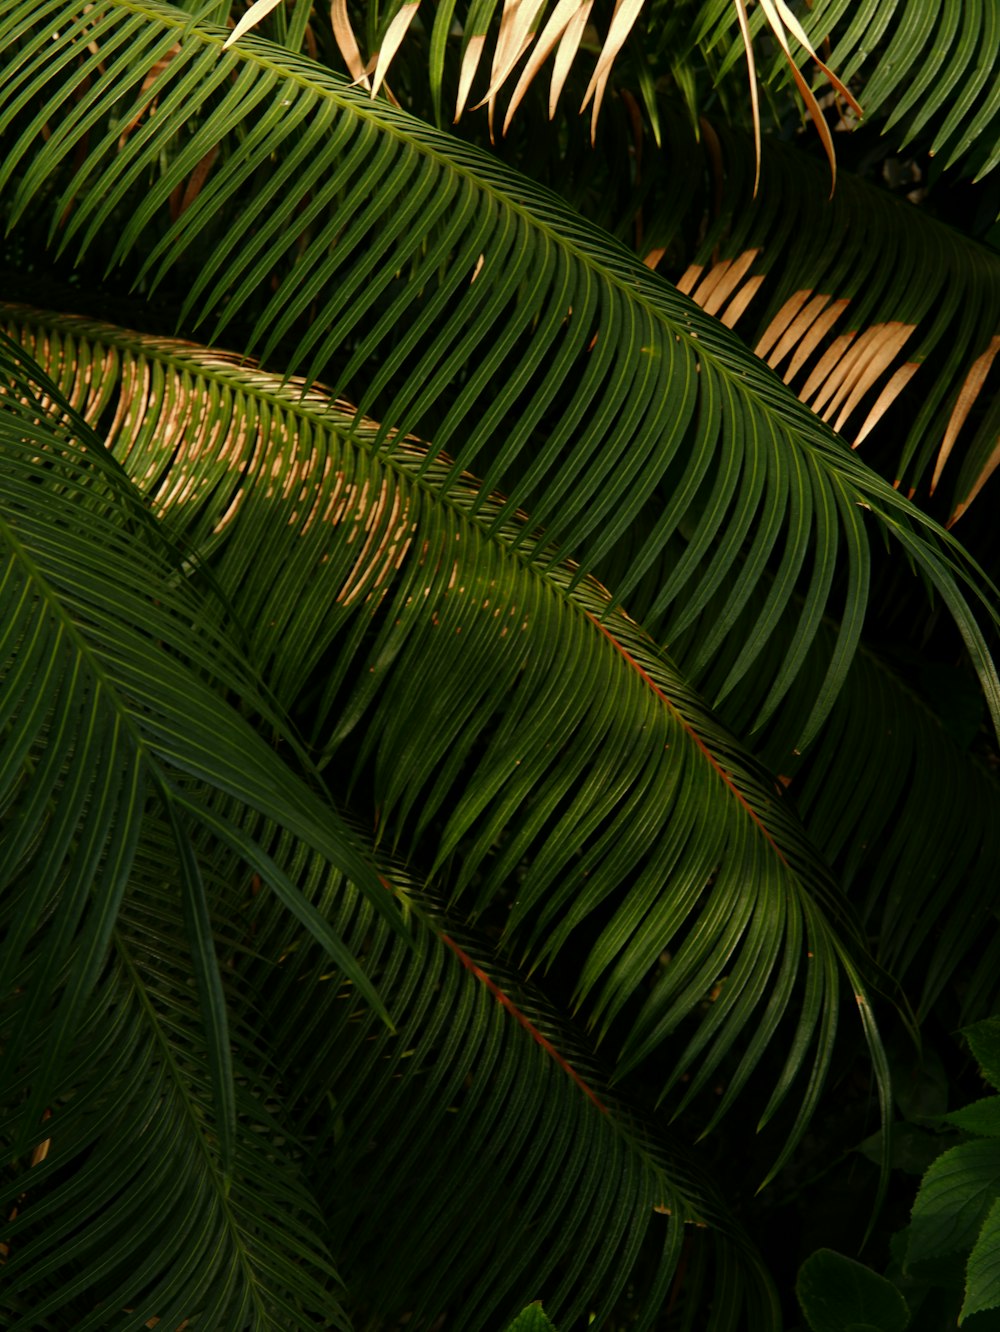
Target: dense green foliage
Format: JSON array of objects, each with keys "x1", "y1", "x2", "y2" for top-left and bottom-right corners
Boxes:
[{"x1": 1, "y1": 0, "x2": 999, "y2": 1326}]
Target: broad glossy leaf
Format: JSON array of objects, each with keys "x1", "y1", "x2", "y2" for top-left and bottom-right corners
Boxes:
[
  {"x1": 907, "y1": 1140, "x2": 1000, "y2": 1266},
  {"x1": 797, "y1": 1249, "x2": 910, "y2": 1332},
  {"x1": 966, "y1": 1016, "x2": 1000, "y2": 1090},
  {"x1": 503, "y1": 1306, "x2": 558, "y2": 1332},
  {"x1": 963, "y1": 1196, "x2": 1000, "y2": 1322},
  {"x1": 942, "y1": 1098, "x2": 1000, "y2": 1138}
]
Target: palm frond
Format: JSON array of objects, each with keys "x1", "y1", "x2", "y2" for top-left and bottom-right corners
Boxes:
[
  {"x1": 694, "y1": 0, "x2": 1000, "y2": 187},
  {"x1": 2, "y1": 816, "x2": 344, "y2": 1329},
  {"x1": 3, "y1": 306, "x2": 895, "y2": 1178},
  {"x1": 602, "y1": 499, "x2": 1000, "y2": 1026},
  {"x1": 671, "y1": 587, "x2": 1000, "y2": 1023},
  {"x1": 0, "y1": 10, "x2": 997, "y2": 745},
  {"x1": 0, "y1": 330, "x2": 409, "y2": 1188},
  {"x1": 237, "y1": 843, "x2": 782, "y2": 1331},
  {"x1": 647, "y1": 132, "x2": 1000, "y2": 522},
  {"x1": 789, "y1": 641, "x2": 1000, "y2": 1022}
]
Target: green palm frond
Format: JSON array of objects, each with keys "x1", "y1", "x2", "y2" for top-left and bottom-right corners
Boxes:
[
  {"x1": 694, "y1": 0, "x2": 1000, "y2": 185},
  {"x1": 3, "y1": 306, "x2": 893, "y2": 1178},
  {"x1": 0, "y1": 11, "x2": 997, "y2": 743},
  {"x1": 0, "y1": 329, "x2": 410, "y2": 1218},
  {"x1": 788, "y1": 642, "x2": 1000, "y2": 1021},
  {"x1": 2, "y1": 818, "x2": 344, "y2": 1329},
  {"x1": 646, "y1": 133, "x2": 1000, "y2": 522},
  {"x1": 676, "y1": 596, "x2": 1000, "y2": 1023},
  {"x1": 606, "y1": 503, "x2": 1000, "y2": 1026},
  {"x1": 238, "y1": 845, "x2": 782, "y2": 1331}
]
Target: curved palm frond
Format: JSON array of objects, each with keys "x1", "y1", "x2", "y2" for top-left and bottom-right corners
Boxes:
[
  {"x1": 694, "y1": 0, "x2": 1000, "y2": 187},
  {"x1": 1, "y1": 4, "x2": 998, "y2": 748},
  {"x1": 3, "y1": 306, "x2": 893, "y2": 1179},
  {"x1": 600, "y1": 500, "x2": 1000, "y2": 1025},
  {"x1": 234, "y1": 839, "x2": 783, "y2": 1331},
  {"x1": 0, "y1": 331, "x2": 404, "y2": 1210},
  {"x1": 2, "y1": 815, "x2": 345, "y2": 1330},
  {"x1": 784, "y1": 641, "x2": 1000, "y2": 1022},
  {"x1": 671, "y1": 587, "x2": 1000, "y2": 1023},
  {"x1": 645, "y1": 131, "x2": 1000, "y2": 522}
]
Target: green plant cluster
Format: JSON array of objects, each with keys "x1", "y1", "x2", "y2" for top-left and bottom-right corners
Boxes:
[
  {"x1": 797, "y1": 1017, "x2": 1000, "y2": 1332},
  {"x1": 1, "y1": 0, "x2": 999, "y2": 1327}
]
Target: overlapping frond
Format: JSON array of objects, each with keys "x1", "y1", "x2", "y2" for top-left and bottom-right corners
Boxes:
[
  {"x1": 599, "y1": 499, "x2": 1000, "y2": 1024},
  {"x1": 3, "y1": 307, "x2": 895, "y2": 1179},
  {"x1": 781, "y1": 641, "x2": 1000, "y2": 1022},
  {"x1": 1, "y1": 817, "x2": 344, "y2": 1329},
  {"x1": 694, "y1": 0, "x2": 1000, "y2": 187},
  {"x1": 0, "y1": 333, "x2": 414, "y2": 1322},
  {"x1": 666, "y1": 583, "x2": 1000, "y2": 1023},
  {"x1": 649, "y1": 134, "x2": 1000, "y2": 522},
  {"x1": 226, "y1": 0, "x2": 662, "y2": 138},
  {"x1": 1, "y1": 12, "x2": 997, "y2": 743},
  {"x1": 236, "y1": 846, "x2": 782, "y2": 1330}
]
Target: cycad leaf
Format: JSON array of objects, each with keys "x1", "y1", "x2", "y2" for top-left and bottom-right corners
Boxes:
[
  {"x1": 0, "y1": 6, "x2": 997, "y2": 747},
  {"x1": 4, "y1": 307, "x2": 895, "y2": 1176},
  {"x1": 239, "y1": 844, "x2": 782, "y2": 1331},
  {"x1": 0, "y1": 330, "x2": 400, "y2": 1152},
  {"x1": 662, "y1": 133, "x2": 1000, "y2": 513},
  {"x1": 696, "y1": 0, "x2": 1000, "y2": 188},
  {"x1": 1, "y1": 822, "x2": 345, "y2": 1330},
  {"x1": 659, "y1": 564, "x2": 1000, "y2": 1022}
]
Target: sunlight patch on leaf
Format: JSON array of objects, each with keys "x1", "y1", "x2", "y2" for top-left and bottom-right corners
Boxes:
[
  {"x1": 935, "y1": 334, "x2": 1000, "y2": 497},
  {"x1": 853, "y1": 361, "x2": 922, "y2": 447},
  {"x1": 827, "y1": 322, "x2": 915, "y2": 430},
  {"x1": 502, "y1": 0, "x2": 591, "y2": 130},
  {"x1": 371, "y1": 1, "x2": 421, "y2": 99},
  {"x1": 732, "y1": 0, "x2": 761, "y2": 196},
  {"x1": 331, "y1": 0, "x2": 372, "y2": 90},
  {"x1": 222, "y1": 0, "x2": 285, "y2": 49},
  {"x1": 455, "y1": 31, "x2": 488, "y2": 119},
  {"x1": 475, "y1": 0, "x2": 543, "y2": 108},
  {"x1": 579, "y1": 0, "x2": 645, "y2": 142},
  {"x1": 753, "y1": 0, "x2": 862, "y2": 190}
]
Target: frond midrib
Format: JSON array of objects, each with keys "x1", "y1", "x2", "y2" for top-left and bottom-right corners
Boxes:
[
  {"x1": 0, "y1": 506, "x2": 153, "y2": 768},
  {"x1": 112, "y1": 932, "x2": 279, "y2": 1321}
]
